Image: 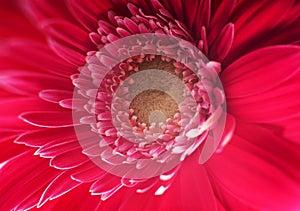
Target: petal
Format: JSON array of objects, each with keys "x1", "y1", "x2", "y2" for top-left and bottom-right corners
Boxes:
[
  {"x1": 208, "y1": 0, "x2": 236, "y2": 44},
  {"x1": 39, "y1": 89, "x2": 73, "y2": 103},
  {"x1": 50, "y1": 148, "x2": 88, "y2": 170},
  {"x1": 36, "y1": 183, "x2": 101, "y2": 210},
  {"x1": 206, "y1": 122, "x2": 300, "y2": 210},
  {"x1": 19, "y1": 111, "x2": 74, "y2": 128},
  {"x1": 15, "y1": 127, "x2": 76, "y2": 147},
  {"x1": 226, "y1": 0, "x2": 296, "y2": 64},
  {"x1": 66, "y1": 0, "x2": 114, "y2": 31},
  {"x1": 0, "y1": 150, "x2": 59, "y2": 211},
  {"x1": 22, "y1": 0, "x2": 74, "y2": 26},
  {"x1": 182, "y1": 0, "x2": 211, "y2": 38},
  {"x1": 222, "y1": 45, "x2": 300, "y2": 98},
  {"x1": 41, "y1": 20, "x2": 94, "y2": 65},
  {"x1": 0, "y1": 70, "x2": 72, "y2": 96},
  {"x1": 0, "y1": 97, "x2": 60, "y2": 129},
  {"x1": 38, "y1": 171, "x2": 80, "y2": 207},
  {"x1": 209, "y1": 23, "x2": 234, "y2": 62},
  {"x1": 222, "y1": 46, "x2": 300, "y2": 123},
  {"x1": 0, "y1": 40, "x2": 75, "y2": 77}
]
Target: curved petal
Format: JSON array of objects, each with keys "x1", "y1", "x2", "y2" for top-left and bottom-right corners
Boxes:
[
  {"x1": 222, "y1": 46, "x2": 300, "y2": 123},
  {"x1": 0, "y1": 40, "x2": 75, "y2": 77},
  {"x1": 0, "y1": 150, "x2": 60, "y2": 211},
  {"x1": 19, "y1": 111, "x2": 74, "y2": 128},
  {"x1": 41, "y1": 19, "x2": 94, "y2": 66},
  {"x1": 66, "y1": 0, "x2": 114, "y2": 31},
  {"x1": 226, "y1": 0, "x2": 298, "y2": 64},
  {"x1": 0, "y1": 70, "x2": 72, "y2": 96},
  {"x1": 206, "y1": 122, "x2": 300, "y2": 210}
]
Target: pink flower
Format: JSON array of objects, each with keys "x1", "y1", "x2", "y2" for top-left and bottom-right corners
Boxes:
[{"x1": 1, "y1": 0, "x2": 300, "y2": 210}]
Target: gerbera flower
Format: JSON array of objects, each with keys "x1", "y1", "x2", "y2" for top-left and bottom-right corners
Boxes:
[{"x1": 1, "y1": 0, "x2": 300, "y2": 210}]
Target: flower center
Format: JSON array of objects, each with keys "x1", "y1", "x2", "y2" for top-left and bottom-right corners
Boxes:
[
  {"x1": 129, "y1": 89, "x2": 179, "y2": 126},
  {"x1": 128, "y1": 56, "x2": 183, "y2": 126}
]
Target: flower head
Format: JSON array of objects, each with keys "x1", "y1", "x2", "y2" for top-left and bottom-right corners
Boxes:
[{"x1": 1, "y1": 0, "x2": 300, "y2": 210}]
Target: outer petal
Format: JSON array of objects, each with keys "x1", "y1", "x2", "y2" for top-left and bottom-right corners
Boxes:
[
  {"x1": 222, "y1": 45, "x2": 300, "y2": 123},
  {"x1": 206, "y1": 122, "x2": 300, "y2": 211},
  {"x1": 66, "y1": 0, "x2": 114, "y2": 31},
  {"x1": 226, "y1": 0, "x2": 300, "y2": 64},
  {"x1": 0, "y1": 40, "x2": 75, "y2": 77},
  {"x1": 0, "y1": 150, "x2": 60, "y2": 211}
]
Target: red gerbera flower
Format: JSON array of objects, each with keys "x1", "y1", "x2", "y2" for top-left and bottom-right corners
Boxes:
[{"x1": 1, "y1": 0, "x2": 300, "y2": 210}]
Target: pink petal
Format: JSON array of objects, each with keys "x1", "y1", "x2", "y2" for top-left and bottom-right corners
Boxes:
[
  {"x1": 90, "y1": 174, "x2": 121, "y2": 195},
  {"x1": 20, "y1": 111, "x2": 74, "y2": 128},
  {"x1": 66, "y1": 0, "x2": 113, "y2": 31},
  {"x1": 38, "y1": 171, "x2": 80, "y2": 207},
  {"x1": 206, "y1": 122, "x2": 300, "y2": 210},
  {"x1": 0, "y1": 98, "x2": 60, "y2": 129},
  {"x1": 14, "y1": 127, "x2": 75, "y2": 147},
  {"x1": 209, "y1": 0, "x2": 236, "y2": 44},
  {"x1": 222, "y1": 46, "x2": 300, "y2": 122},
  {"x1": 39, "y1": 89, "x2": 72, "y2": 103},
  {"x1": 41, "y1": 20, "x2": 93, "y2": 65},
  {"x1": 50, "y1": 148, "x2": 88, "y2": 169},
  {"x1": 226, "y1": 0, "x2": 296, "y2": 64},
  {"x1": 71, "y1": 161, "x2": 107, "y2": 183},
  {"x1": 0, "y1": 70, "x2": 71, "y2": 96},
  {"x1": 209, "y1": 23, "x2": 234, "y2": 61},
  {"x1": 0, "y1": 40, "x2": 75, "y2": 77},
  {"x1": 222, "y1": 45, "x2": 300, "y2": 98},
  {"x1": 183, "y1": 0, "x2": 210, "y2": 38},
  {"x1": 0, "y1": 150, "x2": 59, "y2": 211}
]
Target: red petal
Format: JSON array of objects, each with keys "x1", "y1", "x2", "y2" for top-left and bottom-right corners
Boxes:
[
  {"x1": 209, "y1": 0, "x2": 236, "y2": 44},
  {"x1": 0, "y1": 40, "x2": 75, "y2": 77},
  {"x1": 0, "y1": 98, "x2": 60, "y2": 129},
  {"x1": 39, "y1": 89, "x2": 73, "y2": 103},
  {"x1": 50, "y1": 148, "x2": 88, "y2": 169},
  {"x1": 66, "y1": 0, "x2": 113, "y2": 31},
  {"x1": 0, "y1": 150, "x2": 59, "y2": 211},
  {"x1": 182, "y1": 0, "x2": 210, "y2": 38},
  {"x1": 226, "y1": 0, "x2": 296, "y2": 64},
  {"x1": 90, "y1": 174, "x2": 121, "y2": 195},
  {"x1": 209, "y1": 23, "x2": 234, "y2": 61},
  {"x1": 222, "y1": 45, "x2": 300, "y2": 98},
  {"x1": 206, "y1": 122, "x2": 300, "y2": 210},
  {"x1": 222, "y1": 46, "x2": 300, "y2": 122},
  {"x1": 41, "y1": 20, "x2": 94, "y2": 65},
  {"x1": 0, "y1": 70, "x2": 71, "y2": 96},
  {"x1": 15, "y1": 127, "x2": 75, "y2": 147},
  {"x1": 38, "y1": 171, "x2": 80, "y2": 207},
  {"x1": 20, "y1": 111, "x2": 74, "y2": 128}
]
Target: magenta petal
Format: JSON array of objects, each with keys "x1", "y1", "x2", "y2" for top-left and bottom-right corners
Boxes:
[
  {"x1": 38, "y1": 171, "x2": 80, "y2": 207},
  {"x1": 50, "y1": 148, "x2": 88, "y2": 169},
  {"x1": 222, "y1": 46, "x2": 300, "y2": 123},
  {"x1": 209, "y1": 0, "x2": 236, "y2": 44},
  {"x1": 0, "y1": 70, "x2": 71, "y2": 95},
  {"x1": 183, "y1": 0, "x2": 210, "y2": 37},
  {"x1": 39, "y1": 89, "x2": 72, "y2": 103},
  {"x1": 0, "y1": 150, "x2": 59, "y2": 211},
  {"x1": 66, "y1": 0, "x2": 113, "y2": 31},
  {"x1": 222, "y1": 45, "x2": 300, "y2": 98},
  {"x1": 209, "y1": 23, "x2": 234, "y2": 61},
  {"x1": 41, "y1": 20, "x2": 94, "y2": 65},
  {"x1": 19, "y1": 111, "x2": 74, "y2": 128},
  {"x1": 206, "y1": 122, "x2": 300, "y2": 210},
  {"x1": 0, "y1": 40, "x2": 75, "y2": 77},
  {"x1": 15, "y1": 127, "x2": 75, "y2": 147},
  {"x1": 227, "y1": 0, "x2": 296, "y2": 63},
  {"x1": 90, "y1": 174, "x2": 121, "y2": 195}
]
